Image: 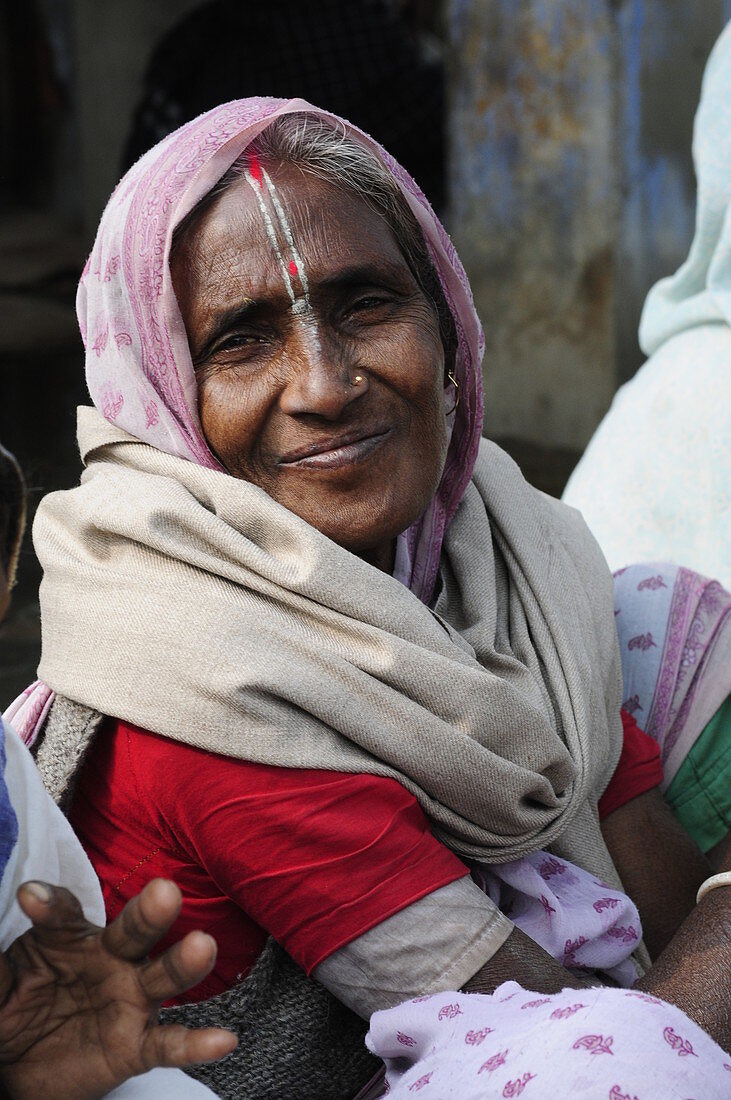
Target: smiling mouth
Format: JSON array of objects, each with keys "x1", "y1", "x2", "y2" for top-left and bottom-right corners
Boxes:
[{"x1": 278, "y1": 428, "x2": 393, "y2": 470}]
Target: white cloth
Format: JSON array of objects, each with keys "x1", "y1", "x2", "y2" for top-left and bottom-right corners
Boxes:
[
  {"x1": 0, "y1": 718, "x2": 105, "y2": 947},
  {"x1": 0, "y1": 718, "x2": 217, "y2": 1099},
  {"x1": 109, "y1": 1067, "x2": 219, "y2": 1099},
  {"x1": 563, "y1": 22, "x2": 731, "y2": 587},
  {"x1": 562, "y1": 327, "x2": 731, "y2": 584}
]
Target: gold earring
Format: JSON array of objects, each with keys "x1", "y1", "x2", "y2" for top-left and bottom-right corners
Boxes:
[
  {"x1": 447, "y1": 370, "x2": 460, "y2": 413},
  {"x1": 351, "y1": 374, "x2": 364, "y2": 386}
]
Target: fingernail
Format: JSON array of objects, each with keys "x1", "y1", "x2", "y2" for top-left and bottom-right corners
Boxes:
[{"x1": 24, "y1": 882, "x2": 52, "y2": 904}]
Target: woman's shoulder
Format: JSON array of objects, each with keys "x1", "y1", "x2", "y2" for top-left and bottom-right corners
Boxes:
[
  {"x1": 106, "y1": 720, "x2": 426, "y2": 816},
  {"x1": 470, "y1": 437, "x2": 615, "y2": 617},
  {"x1": 473, "y1": 437, "x2": 601, "y2": 546}
]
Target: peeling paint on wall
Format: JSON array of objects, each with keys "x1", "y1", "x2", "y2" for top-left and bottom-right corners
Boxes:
[
  {"x1": 447, "y1": 0, "x2": 728, "y2": 449},
  {"x1": 448, "y1": 0, "x2": 617, "y2": 449},
  {"x1": 613, "y1": 0, "x2": 723, "y2": 384}
]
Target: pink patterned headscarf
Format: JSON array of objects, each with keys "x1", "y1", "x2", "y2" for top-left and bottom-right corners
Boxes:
[{"x1": 77, "y1": 97, "x2": 484, "y2": 604}]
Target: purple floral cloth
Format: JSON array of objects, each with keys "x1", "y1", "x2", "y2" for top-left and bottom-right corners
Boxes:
[
  {"x1": 613, "y1": 563, "x2": 731, "y2": 786},
  {"x1": 473, "y1": 851, "x2": 641, "y2": 988},
  {"x1": 365, "y1": 983, "x2": 731, "y2": 1098}
]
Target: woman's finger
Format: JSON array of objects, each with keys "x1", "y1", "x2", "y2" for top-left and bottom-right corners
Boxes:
[
  {"x1": 102, "y1": 878, "x2": 182, "y2": 962},
  {"x1": 0, "y1": 949, "x2": 14, "y2": 1006},
  {"x1": 142, "y1": 1023, "x2": 237, "y2": 1071},
  {"x1": 138, "y1": 929, "x2": 218, "y2": 1002},
  {"x1": 16, "y1": 882, "x2": 90, "y2": 936}
]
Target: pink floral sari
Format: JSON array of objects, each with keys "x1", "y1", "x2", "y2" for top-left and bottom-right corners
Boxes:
[
  {"x1": 613, "y1": 562, "x2": 731, "y2": 788},
  {"x1": 362, "y1": 983, "x2": 731, "y2": 1098}
]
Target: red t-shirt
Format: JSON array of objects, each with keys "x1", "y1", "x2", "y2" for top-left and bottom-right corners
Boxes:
[
  {"x1": 598, "y1": 710, "x2": 663, "y2": 819},
  {"x1": 69, "y1": 721, "x2": 468, "y2": 1004},
  {"x1": 69, "y1": 709, "x2": 662, "y2": 1004}
]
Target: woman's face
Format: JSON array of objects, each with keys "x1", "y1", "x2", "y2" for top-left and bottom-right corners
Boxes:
[{"x1": 171, "y1": 162, "x2": 449, "y2": 570}]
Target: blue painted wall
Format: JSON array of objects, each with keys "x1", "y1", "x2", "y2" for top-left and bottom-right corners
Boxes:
[
  {"x1": 613, "y1": 0, "x2": 726, "y2": 382},
  {"x1": 447, "y1": 1, "x2": 729, "y2": 447}
]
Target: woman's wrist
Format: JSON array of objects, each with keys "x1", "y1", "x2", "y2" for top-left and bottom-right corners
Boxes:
[
  {"x1": 638, "y1": 886, "x2": 731, "y2": 1049},
  {"x1": 696, "y1": 871, "x2": 731, "y2": 904},
  {"x1": 463, "y1": 925, "x2": 592, "y2": 996}
]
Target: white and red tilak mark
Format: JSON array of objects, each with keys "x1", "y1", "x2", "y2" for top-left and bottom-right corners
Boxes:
[
  {"x1": 244, "y1": 153, "x2": 323, "y2": 358},
  {"x1": 244, "y1": 155, "x2": 295, "y2": 304}
]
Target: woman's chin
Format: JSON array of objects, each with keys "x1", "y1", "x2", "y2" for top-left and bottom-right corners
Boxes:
[{"x1": 271, "y1": 493, "x2": 403, "y2": 560}]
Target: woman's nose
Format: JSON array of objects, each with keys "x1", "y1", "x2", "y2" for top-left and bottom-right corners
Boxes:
[{"x1": 278, "y1": 324, "x2": 368, "y2": 419}]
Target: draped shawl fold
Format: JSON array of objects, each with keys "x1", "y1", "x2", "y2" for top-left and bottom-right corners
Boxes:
[{"x1": 34, "y1": 408, "x2": 622, "y2": 865}]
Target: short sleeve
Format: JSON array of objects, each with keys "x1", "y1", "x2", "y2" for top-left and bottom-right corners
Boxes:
[
  {"x1": 314, "y1": 875, "x2": 513, "y2": 1018},
  {"x1": 128, "y1": 725, "x2": 470, "y2": 974}
]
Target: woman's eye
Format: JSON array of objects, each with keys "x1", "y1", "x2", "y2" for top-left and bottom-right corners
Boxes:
[
  {"x1": 346, "y1": 295, "x2": 393, "y2": 317},
  {"x1": 213, "y1": 332, "x2": 263, "y2": 354},
  {"x1": 195, "y1": 332, "x2": 267, "y2": 376}
]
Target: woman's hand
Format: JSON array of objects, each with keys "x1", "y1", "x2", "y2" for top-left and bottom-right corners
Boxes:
[{"x1": 0, "y1": 878, "x2": 237, "y2": 1100}]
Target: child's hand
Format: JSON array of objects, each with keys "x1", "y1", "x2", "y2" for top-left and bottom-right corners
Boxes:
[{"x1": 0, "y1": 878, "x2": 236, "y2": 1099}]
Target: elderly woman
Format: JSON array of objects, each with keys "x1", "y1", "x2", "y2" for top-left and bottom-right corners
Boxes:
[{"x1": 7, "y1": 101, "x2": 731, "y2": 1097}]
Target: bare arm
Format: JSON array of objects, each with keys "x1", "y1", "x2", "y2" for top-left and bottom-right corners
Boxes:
[
  {"x1": 464, "y1": 924, "x2": 590, "y2": 996},
  {"x1": 637, "y1": 886, "x2": 731, "y2": 1050},
  {"x1": 600, "y1": 787, "x2": 712, "y2": 960},
  {"x1": 602, "y1": 790, "x2": 730, "y2": 1048},
  {"x1": 465, "y1": 791, "x2": 722, "y2": 1009},
  {"x1": 708, "y1": 829, "x2": 731, "y2": 872}
]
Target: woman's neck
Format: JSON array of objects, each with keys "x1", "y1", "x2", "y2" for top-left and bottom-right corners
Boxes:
[{"x1": 355, "y1": 539, "x2": 396, "y2": 575}]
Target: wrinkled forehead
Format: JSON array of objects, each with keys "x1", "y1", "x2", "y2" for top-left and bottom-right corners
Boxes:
[{"x1": 174, "y1": 161, "x2": 407, "y2": 284}]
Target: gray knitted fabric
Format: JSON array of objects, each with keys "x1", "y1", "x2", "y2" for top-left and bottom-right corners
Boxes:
[
  {"x1": 161, "y1": 938, "x2": 379, "y2": 1099},
  {"x1": 34, "y1": 697, "x2": 380, "y2": 1099}
]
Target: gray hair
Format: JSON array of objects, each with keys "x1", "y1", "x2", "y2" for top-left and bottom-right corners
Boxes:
[{"x1": 173, "y1": 113, "x2": 456, "y2": 366}]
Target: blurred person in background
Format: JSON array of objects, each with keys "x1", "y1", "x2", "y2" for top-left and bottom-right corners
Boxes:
[
  {"x1": 563, "y1": 21, "x2": 731, "y2": 589},
  {"x1": 122, "y1": 0, "x2": 446, "y2": 214}
]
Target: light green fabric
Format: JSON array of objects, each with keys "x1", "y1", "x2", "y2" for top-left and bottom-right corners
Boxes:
[
  {"x1": 639, "y1": 21, "x2": 731, "y2": 352},
  {"x1": 665, "y1": 694, "x2": 731, "y2": 853}
]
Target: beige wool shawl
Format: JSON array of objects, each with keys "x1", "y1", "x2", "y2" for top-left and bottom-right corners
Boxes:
[{"x1": 35, "y1": 408, "x2": 623, "y2": 870}]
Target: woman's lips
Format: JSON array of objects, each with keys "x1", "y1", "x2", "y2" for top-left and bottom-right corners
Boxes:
[{"x1": 278, "y1": 429, "x2": 393, "y2": 470}]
